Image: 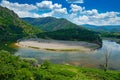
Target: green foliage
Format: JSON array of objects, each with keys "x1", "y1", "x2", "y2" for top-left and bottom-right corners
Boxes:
[
  {"x1": 0, "y1": 50, "x2": 33, "y2": 80},
  {"x1": 41, "y1": 60, "x2": 51, "y2": 69},
  {"x1": 15, "y1": 68, "x2": 34, "y2": 80},
  {"x1": 21, "y1": 58, "x2": 38, "y2": 67},
  {"x1": 79, "y1": 68, "x2": 120, "y2": 80},
  {"x1": 100, "y1": 32, "x2": 120, "y2": 44},
  {"x1": 37, "y1": 28, "x2": 102, "y2": 46},
  {"x1": 0, "y1": 50, "x2": 120, "y2": 80},
  {"x1": 100, "y1": 31, "x2": 120, "y2": 38}
]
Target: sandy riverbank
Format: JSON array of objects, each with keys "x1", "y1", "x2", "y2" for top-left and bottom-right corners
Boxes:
[{"x1": 15, "y1": 39, "x2": 99, "y2": 52}]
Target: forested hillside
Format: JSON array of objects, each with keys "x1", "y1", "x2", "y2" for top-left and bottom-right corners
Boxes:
[
  {"x1": 0, "y1": 6, "x2": 42, "y2": 43},
  {"x1": 22, "y1": 17, "x2": 79, "y2": 31}
]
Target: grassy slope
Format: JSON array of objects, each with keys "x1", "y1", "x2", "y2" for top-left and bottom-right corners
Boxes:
[{"x1": 0, "y1": 50, "x2": 120, "y2": 80}]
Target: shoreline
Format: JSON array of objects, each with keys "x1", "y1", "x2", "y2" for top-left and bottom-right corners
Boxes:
[
  {"x1": 102, "y1": 37, "x2": 120, "y2": 44},
  {"x1": 15, "y1": 39, "x2": 99, "y2": 52}
]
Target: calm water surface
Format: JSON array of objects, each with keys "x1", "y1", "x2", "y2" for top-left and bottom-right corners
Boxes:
[{"x1": 14, "y1": 40, "x2": 120, "y2": 70}]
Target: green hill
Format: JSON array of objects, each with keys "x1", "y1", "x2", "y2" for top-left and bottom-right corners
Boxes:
[
  {"x1": 37, "y1": 28, "x2": 102, "y2": 46},
  {"x1": 0, "y1": 6, "x2": 42, "y2": 43},
  {"x1": 22, "y1": 17, "x2": 79, "y2": 31}
]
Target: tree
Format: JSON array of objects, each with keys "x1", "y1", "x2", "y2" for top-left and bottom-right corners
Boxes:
[{"x1": 104, "y1": 47, "x2": 110, "y2": 72}]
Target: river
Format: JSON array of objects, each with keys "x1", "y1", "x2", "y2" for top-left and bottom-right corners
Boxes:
[{"x1": 14, "y1": 40, "x2": 120, "y2": 70}]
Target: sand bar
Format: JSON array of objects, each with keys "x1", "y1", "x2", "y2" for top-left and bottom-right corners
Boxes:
[{"x1": 16, "y1": 39, "x2": 99, "y2": 52}]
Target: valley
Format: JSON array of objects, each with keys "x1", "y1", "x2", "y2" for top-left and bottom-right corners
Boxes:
[{"x1": 0, "y1": 5, "x2": 120, "y2": 80}]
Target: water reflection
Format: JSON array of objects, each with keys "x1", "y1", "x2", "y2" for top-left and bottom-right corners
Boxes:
[{"x1": 15, "y1": 40, "x2": 120, "y2": 70}]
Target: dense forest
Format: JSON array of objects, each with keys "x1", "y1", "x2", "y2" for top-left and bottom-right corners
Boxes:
[
  {"x1": 0, "y1": 50, "x2": 120, "y2": 80},
  {"x1": 37, "y1": 28, "x2": 102, "y2": 46}
]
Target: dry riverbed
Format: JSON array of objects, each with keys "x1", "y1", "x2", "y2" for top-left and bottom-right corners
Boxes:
[{"x1": 15, "y1": 39, "x2": 99, "y2": 52}]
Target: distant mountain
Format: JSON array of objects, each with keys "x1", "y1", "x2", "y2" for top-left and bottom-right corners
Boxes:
[
  {"x1": 22, "y1": 17, "x2": 80, "y2": 31},
  {"x1": 0, "y1": 6, "x2": 42, "y2": 42},
  {"x1": 82, "y1": 24, "x2": 120, "y2": 32},
  {"x1": 37, "y1": 28, "x2": 102, "y2": 46}
]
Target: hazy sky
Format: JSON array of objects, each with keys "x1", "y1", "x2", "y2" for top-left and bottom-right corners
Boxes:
[{"x1": 0, "y1": 0, "x2": 120, "y2": 25}]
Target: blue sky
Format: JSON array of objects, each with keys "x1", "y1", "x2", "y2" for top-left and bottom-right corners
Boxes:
[{"x1": 0, "y1": 0, "x2": 120, "y2": 25}]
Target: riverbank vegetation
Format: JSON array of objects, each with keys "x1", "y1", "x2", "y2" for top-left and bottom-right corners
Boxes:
[
  {"x1": 101, "y1": 32, "x2": 120, "y2": 38},
  {"x1": 37, "y1": 28, "x2": 102, "y2": 47},
  {"x1": 0, "y1": 50, "x2": 120, "y2": 80},
  {"x1": 100, "y1": 32, "x2": 120, "y2": 44}
]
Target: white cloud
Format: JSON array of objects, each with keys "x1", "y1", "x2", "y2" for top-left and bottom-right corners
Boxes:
[
  {"x1": 16, "y1": 11, "x2": 41, "y2": 18},
  {"x1": 70, "y1": 4, "x2": 85, "y2": 13},
  {"x1": 0, "y1": 0, "x2": 39, "y2": 17},
  {"x1": 36, "y1": 1, "x2": 62, "y2": 10},
  {"x1": 66, "y1": 0, "x2": 84, "y2": 3},
  {"x1": 69, "y1": 4, "x2": 120, "y2": 25},
  {"x1": 53, "y1": 3, "x2": 62, "y2": 9},
  {"x1": 36, "y1": 1, "x2": 53, "y2": 9},
  {"x1": 0, "y1": 0, "x2": 120, "y2": 25},
  {"x1": 36, "y1": 1, "x2": 68, "y2": 16},
  {"x1": 1, "y1": 0, "x2": 37, "y2": 11},
  {"x1": 0, "y1": 0, "x2": 67, "y2": 18},
  {"x1": 38, "y1": 12, "x2": 53, "y2": 17},
  {"x1": 53, "y1": 8, "x2": 68, "y2": 14},
  {"x1": 83, "y1": 9, "x2": 98, "y2": 16}
]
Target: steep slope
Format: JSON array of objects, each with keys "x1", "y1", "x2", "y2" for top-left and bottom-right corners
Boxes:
[
  {"x1": 37, "y1": 28, "x2": 102, "y2": 46},
  {"x1": 0, "y1": 6, "x2": 42, "y2": 42},
  {"x1": 22, "y1": 17, "x2": 79, "y2": 31}
]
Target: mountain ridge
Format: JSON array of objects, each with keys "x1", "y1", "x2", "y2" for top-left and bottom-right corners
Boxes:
[
  {"x1": 82, "y1": 24, "x2": 120, "y2": 32},
  {"x1": 22, "y1": 17, "x2": 80, "y2": 31}
]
